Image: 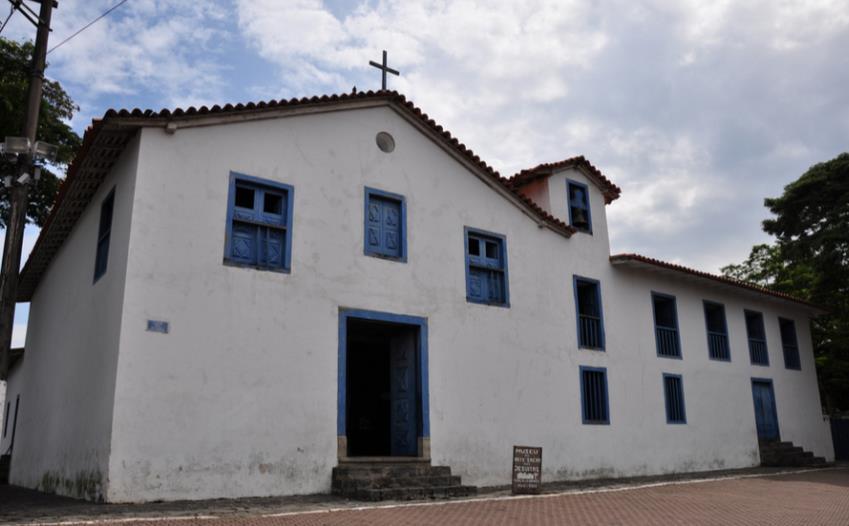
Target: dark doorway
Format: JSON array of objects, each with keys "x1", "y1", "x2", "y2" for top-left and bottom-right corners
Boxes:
[{"x1": 346, "y1": 319, "x2": 420, "y2": 457}]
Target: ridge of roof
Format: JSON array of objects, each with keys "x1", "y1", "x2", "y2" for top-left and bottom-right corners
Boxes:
[
  {"x1": 609, "y1": 253, "x2": 824, "y2": 312},
  {"x1": 18, "y1": 90, "x2": 577, "y2": 300},
  {"x1": 509, "y1": 156, "x2": 622, "y2": 204}
]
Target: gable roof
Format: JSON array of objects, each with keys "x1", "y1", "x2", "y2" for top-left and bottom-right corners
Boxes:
[
  {"x1": 510, "y1": 156, "x2": 622, "y2": 204},
  {"x1": 18, "y1": 90, "x2": 580, "y2": 300},
  {"x1": 610, "y1": 253, "x2": 825, "y2": 313}
]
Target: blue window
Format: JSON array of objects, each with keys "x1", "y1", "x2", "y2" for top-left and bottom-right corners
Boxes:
[
  {"x1": 652, "y1": 292, "x2": 681, "y2": 358},
  {"x1": 703, "y1": 301, "x2": 730, "y2": 361},
  {"x1": 745, "y1": 310, "x2": 769, "y2": 366},
  {"x1": 93, "y1": 188, "x2": 115, "y2": 282},
  {"x1": 464, "y1": 227, "x2": 509, "y2": 306},
  {"x1": 580, "y1": 366, "x2": 609, "y2": 424},
  {"x1": 779, "y1": 317, "x2": 801, "y2": 370},
  {"x1": 663, "y1": 374, "x2": 686, "y2": 424},
  {"x1": 364, "y1": 187, "x2": 406, "y2": 261},
  {"x1": 567, "y1": 180, "x2": 592, "y2": 233},
  {"x1": 574, "y1": 276, "x2": 605, "y2": 350},
  {"x1": 224, "y1": 172, "x2": 293, "y2": 272}
]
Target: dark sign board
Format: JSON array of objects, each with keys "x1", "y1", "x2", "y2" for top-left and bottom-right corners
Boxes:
[{"x1": 512, "y1": 445, "x2": 542, "y2": 494}]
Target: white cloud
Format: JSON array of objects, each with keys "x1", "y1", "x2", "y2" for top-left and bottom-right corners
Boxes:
[
  {"x1": 237, "y1": 0, "x2": 608, "y2": 97},
  {"x1": 232, "y1": 0, "x2": 847, "y2": 275},
  {"x1": 668, "y1": 0, "x2": 849, "y2": 55},
  {"x1": 5, "y1": 0, "x2": 846, "y2": 280},
  {"x1": 0, "y1": 0, "x2": 234, "y2": 110}
]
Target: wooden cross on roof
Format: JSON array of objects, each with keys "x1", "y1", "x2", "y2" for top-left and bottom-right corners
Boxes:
[{"x1": 369, "y1": 50, "x2": 400, "y2": 90}]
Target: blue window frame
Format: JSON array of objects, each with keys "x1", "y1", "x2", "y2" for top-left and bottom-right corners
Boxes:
[
  {"x1": 745, "y1": 310, "x2": 769, "y2": 366},
  {"x1": 663, "y1": 373, "x2": 687, "y2": 424},
  {"x1": 464, "y1": 227, "x2": 509, "y2": 306},
  {"x1": 567, "y1": 179, "x2": 592, "y2": 233},
  {"x1": 364, "y1": 187, "x2": 406, "y2": 261},
  {"x1": 580, "y1": 366, "x2": 609, "y2": 425},
  {"x1": 93, "y1": 187, "x2": 115, "y2": 282},
  {"x1": 779, "y1": 317, "x2": 801, "y2": 370},
  {"x1": 224, "y1": 172, "x2": 294, "y2": 272},
  {"x1": 574, "y1": 276, "x2": 605, "y2": 350},
  {"x1": 652, "y1": 292, "x2": 681, "y2": 358},
  {"x1": 703, "y1": 300, "x2": 730, "y2": 361}
]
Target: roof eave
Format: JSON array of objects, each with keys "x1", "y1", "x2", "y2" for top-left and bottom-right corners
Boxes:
[
  {"x1": 610, "y1": 254, "x2": 827, "y2": 316},
  {"x1": 510, "y1": 158, "x2": 622, "y2": 204},
  {"x1": 17, "y1": 91, "x2": 578, "y2": 300}
]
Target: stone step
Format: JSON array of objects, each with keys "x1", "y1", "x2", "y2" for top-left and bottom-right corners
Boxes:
[
  {"x1": 332, "y1": 462, "x2": 475, "y2": 501},
  {"x1": 333, "y1": 475, "x2": 462, "y2": 492},
  {"x1": 759, "y1": 440, "x2": 829, "y2": 468},
  {"x1": 761, "y1": 452, "x2": 809, "y2": 463},
  {"x1": 353, "y1": 485, "x2": 478, "y2": 502},
  {"x1": 761, "y1": 444, "x2": 803, "y2": 454},
  {"x1": 333, "y1": 464, "x2": 451, "y2": 479}
]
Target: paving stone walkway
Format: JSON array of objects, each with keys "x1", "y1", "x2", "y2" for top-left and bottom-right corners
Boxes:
[{"x1": 3, "y1": 467, "x2": 848, "y2": 525}]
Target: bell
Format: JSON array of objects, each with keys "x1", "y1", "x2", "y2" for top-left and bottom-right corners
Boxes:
[{"x1": 573, "y1": 208, "x2": 588, "y2": 225}]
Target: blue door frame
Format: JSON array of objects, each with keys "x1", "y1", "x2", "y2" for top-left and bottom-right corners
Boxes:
[
  {"x1": 751, "y1": 378, "x2": 780, "y2": 441},
  {"x1": 338, "y1": 308, "x2": 430, "y2": 457}
]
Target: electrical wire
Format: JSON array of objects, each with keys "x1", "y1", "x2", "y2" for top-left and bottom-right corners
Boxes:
[
  {"x1": 0, "y1": 4, "x2": 15, "y2": 36},
  {"x1": 47, "y1": 0, "x2": 130, "y2": 55}
]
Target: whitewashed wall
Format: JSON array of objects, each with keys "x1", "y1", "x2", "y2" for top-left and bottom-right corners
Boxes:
[
  {"x1": 1, "y1": 376, "x2": 14, "y2": 453},
  {"x1": 8, "y1": 136, "x2": 140, "y2": 500},
  {"x1": 101, "y1": 105, "x2": 830, "y2": 503}
]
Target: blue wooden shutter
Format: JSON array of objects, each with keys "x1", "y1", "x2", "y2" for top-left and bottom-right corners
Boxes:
[
  {"x1": 467, "y1": 235, "x2": 486, "y2": 301},
  {"x1": 231, "y1": 184, "x2": 259, "y2": 265},
  {"x1": 390, "y1": 331, "x2": 418, "y2": 456},
  {"x1": 365, "y1": 192, "x2": 403, "y2": 259},
  {"x1": 466, "y1": 233, "x2": 506, "y2": 304},
  {"x1": 366, "y1": 198, "x2": 383, "y2": 253},
  {"x1": 227, "y1": 176, "x2": 292, "y2": 271},
  {"x1": 382, "y1": 199, "x2": 402, "y2": 257}
]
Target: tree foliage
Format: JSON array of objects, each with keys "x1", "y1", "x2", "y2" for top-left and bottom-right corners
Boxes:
[
  {"x1": 0, "y1": 37, "x2": 81, "y2": 228},
  {"x1": 723, "y1": 153, "x2": 849, "y2": 412}
]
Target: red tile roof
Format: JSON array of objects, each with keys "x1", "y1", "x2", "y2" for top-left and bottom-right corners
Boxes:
[
  {"x1": 610, "y1": 253, "x2": 824, "y2": 312},
  {"x1": 19, "y1": 90, "x2": 580, "y2": 300},
  {"x1": 510, "y1": 156, "x2": 622, "y2": 204}
]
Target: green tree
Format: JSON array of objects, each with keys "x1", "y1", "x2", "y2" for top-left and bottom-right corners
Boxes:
[
  {"x1": 1, "y1": 37, "x2": 81, "y2": 228},
  {"x1": 723, "y1": 153, "x2": 849, "y2": 412}
]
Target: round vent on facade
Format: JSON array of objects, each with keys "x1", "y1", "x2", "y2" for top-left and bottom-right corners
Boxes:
[{"x1": 376, "y1": 132, "x2": 395, "y2": 153}]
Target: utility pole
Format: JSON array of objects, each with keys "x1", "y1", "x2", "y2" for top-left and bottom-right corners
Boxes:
[{"x1": 0, "y1": 0, "x2": 56, "y2": 380}]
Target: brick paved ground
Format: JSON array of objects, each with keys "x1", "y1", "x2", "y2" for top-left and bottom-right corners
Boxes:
[{"x1": 6, "y1": 468, "x2": 848, "y2": 526}]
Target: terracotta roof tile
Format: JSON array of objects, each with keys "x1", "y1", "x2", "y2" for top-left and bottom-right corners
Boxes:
[
  {"x1": 510, "y1": 156, "x2": 621, "y2": 204},
  {"x1": 610, "y1": 253, "x2": 824, "y2": 311},
  {"x1": 18, "y1": 90, "x2": 577, "y2": 300}
]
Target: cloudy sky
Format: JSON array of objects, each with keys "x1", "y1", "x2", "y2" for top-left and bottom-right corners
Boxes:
[{"x1": 2, "y1": 0, "x2": 848, "y2": 347}]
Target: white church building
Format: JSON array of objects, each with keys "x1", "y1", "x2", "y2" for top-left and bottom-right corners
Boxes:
[{"x1": 0, "y1": 91, "x2": 833, "y2": 502}]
